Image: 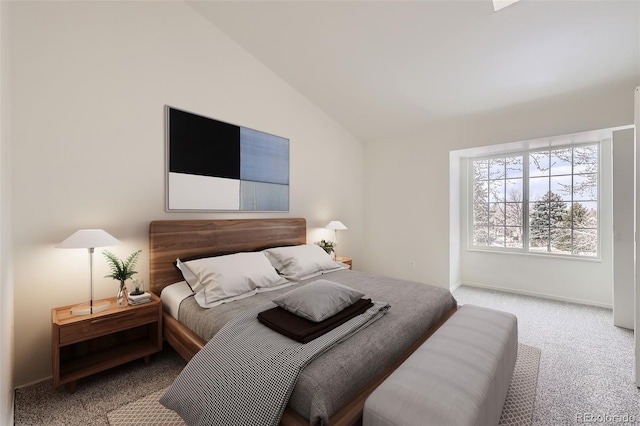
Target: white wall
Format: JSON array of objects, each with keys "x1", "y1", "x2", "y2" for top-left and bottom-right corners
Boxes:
[
  {"x1": 0, "y1": 0, "x2": 14, "y2": 422},
  {"x1": 612, "y1": 128, "x2": 635, "y2": 327},
  {"x1": 9, "y1": 1, "x2": 365, "y2": 387},
  {"x1": 363, "y1": 80, "x2": 636, "y2": 298},
  {"x1": 634, "y1": 86, "x2": 640, "y2": 387}
]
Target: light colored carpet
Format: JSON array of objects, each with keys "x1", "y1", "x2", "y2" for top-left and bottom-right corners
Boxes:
[
  {"x1": 107, "y1": 342, "x2": 540, "y2": 426},
  {"x1": 454, "y1": 285, "x2": 640, "y2": 426},
  {"x1": 14, "y1": 348, "x2": 187, "y2": 426}
]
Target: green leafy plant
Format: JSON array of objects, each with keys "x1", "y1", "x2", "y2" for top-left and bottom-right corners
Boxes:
[
  {"x1": 315, "y1": 239, "x2": 336, "y2": 255},
  {"x1": 103, "y1": 250, "x2": 142, "y2": 282}
]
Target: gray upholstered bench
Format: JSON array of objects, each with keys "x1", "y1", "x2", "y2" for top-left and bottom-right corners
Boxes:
[{"x1": 363, "y1": 304, "x2": 518, "y2": 426}]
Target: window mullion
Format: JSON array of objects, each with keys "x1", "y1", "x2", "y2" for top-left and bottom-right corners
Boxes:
[
  {"x1": 523, "y1": 153, "x2": 529, "y2": 253},
  {"x1": 486, "y1": 162, "x2": 490, "y2": 247},
  {"x1": 570, "y1": 147, "x2": 575, "y2": 255},
  {"x1": 548, "y1": 154, "x2": 552, "y2": 253},
  {"x1": 502, "y1": 163, "x2": 506, "y2": 248}
]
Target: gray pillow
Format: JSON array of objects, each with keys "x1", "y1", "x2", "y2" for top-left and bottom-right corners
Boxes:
[{"x1": 273, "y1": 279, "x2": 364, "y2": 322}]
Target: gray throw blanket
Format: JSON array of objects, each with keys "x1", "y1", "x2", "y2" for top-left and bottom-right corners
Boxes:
[{"x1": 160, "y1": 301, "x2": 390, "y2": 426}]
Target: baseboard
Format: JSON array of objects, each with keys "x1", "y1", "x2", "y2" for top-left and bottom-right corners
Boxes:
[
  {"x1": 14, "y1": 374, "x2": 52, "y2": 390},
  {"x1": 460, "y1": 281, "x2": 613, "y2": 309},
  {"x1": 7, "y1": 392, "x2": 13, "y2": 426},
  {"x1": 449, "y1": 281, "x2": 462, "y2": 292}
]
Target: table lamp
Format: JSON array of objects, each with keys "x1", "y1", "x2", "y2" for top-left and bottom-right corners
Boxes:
[
  {"x1": 324, "y1": 220, "x2": 347, "y2": 258},
  {"x1": 56, "y1": 229, "x2": 121, "y2": 315}
]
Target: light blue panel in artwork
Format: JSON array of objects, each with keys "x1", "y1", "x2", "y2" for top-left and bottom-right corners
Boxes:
[
  {"x1": 240, "y1": 127, "x2": 289, "y2": 185},
  {"x1": 240, "y1": 181, "x2": 289, "y2": 211}
]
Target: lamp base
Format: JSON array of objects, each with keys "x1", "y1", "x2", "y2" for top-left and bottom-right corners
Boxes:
[{"x1": 70, "y1": 300, "x2": 111, "y2": 316}]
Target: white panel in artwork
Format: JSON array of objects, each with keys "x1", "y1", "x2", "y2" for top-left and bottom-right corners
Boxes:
[{"x1": 168, "y1": 172, "x2": 240, "y2": 210}]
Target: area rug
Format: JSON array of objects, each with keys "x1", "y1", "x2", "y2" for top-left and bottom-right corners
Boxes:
[
  {"x1": 108, "y1": 342, "x2": 541, "y2": 426},
  {"x1": 499, "y1": 343, "x2": 541, "y2": 426}
]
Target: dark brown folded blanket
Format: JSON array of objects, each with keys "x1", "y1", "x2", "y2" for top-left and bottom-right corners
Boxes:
[{"x1": 258, "y1": 298, "x2": 374, "y2": 343}]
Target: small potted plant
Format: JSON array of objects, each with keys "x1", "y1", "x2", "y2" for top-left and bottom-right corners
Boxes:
[
  {"x1": 315, "y1": 239, "x2": 336, "y2": 259},
  {"x1": 103, "y1": 249, "x2": 142, "y2": 307}
]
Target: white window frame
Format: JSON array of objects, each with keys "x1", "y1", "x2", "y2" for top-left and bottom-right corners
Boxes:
[{"x1": 467, "y1": 142, "x2": 600, "y2": 259}]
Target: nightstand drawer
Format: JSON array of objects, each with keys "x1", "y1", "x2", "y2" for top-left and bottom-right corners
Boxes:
[{"x1": 59, "y1": 305, "x2": 158, "y2": 346}]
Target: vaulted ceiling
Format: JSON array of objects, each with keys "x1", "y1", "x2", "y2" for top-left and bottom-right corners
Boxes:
[{"x1": 189, "y1": 1, "x2": 640, "y2": 143}]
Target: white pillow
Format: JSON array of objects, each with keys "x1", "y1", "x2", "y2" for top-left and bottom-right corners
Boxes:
[
  {"x1": 263, "y1": 244, "x2": 347, "y2": 281},
  {"x1": 176, "y1": 259, "x2": 201, "y2": 293},
  {"x1": 176, "y1": 252, "x2": 288, "y2": 308},
  {"x1": 272, "y1": 279, "x2": 364, "y2": 322}
]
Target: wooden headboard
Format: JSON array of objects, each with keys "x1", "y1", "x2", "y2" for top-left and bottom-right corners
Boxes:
[{"x1": 149, "y1": 218, "x2": 307, "y2": 296}]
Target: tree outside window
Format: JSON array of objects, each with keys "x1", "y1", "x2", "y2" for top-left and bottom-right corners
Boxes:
[{"x1": 470, "y1": 143, "x2": 598, "y2": 258}]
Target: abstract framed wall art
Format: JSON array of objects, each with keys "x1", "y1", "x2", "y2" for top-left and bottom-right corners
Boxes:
[{"x1": 166, "y1": 106, "x2": 290, "y2": 212}]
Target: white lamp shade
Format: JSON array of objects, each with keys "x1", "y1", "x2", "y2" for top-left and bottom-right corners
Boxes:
[
  {"x1": 325, "y1": 221, "x2": 347, "y2": 230},
  {"x1": 56, "y1": 229, "x2": 121, "y2": 249}
]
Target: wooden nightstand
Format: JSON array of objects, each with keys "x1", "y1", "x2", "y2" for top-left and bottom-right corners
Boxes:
[
  {"x1": 51, "y1": 293, "x2": 162, "y2": 393},
  {"x1": 336, "y1": 256, "x2": 352, "y2": 269}
]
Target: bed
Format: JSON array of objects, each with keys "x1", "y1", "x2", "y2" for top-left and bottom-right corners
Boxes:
[{"x1": 149, "y1": 218, "x2": 457, "y2": 426}]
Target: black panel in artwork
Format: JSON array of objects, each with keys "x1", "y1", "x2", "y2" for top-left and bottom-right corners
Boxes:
[{"x1": 168, "y1": 107, "x2": 241, "y2": 180}]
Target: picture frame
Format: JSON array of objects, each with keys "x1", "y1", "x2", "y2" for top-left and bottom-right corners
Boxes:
[{"x1": 165, "y1": 106, "x2": 290, "y2": 212}]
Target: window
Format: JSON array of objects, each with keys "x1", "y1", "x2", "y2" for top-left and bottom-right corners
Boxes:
[{"x1": 470, "y1": 143, "x2": 599, "y2": 257}]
